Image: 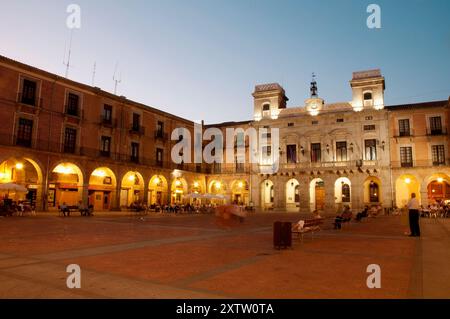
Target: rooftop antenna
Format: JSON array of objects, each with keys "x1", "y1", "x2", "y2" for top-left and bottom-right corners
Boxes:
[
  {"x1": 63, "y1": 29, "x2": 75, "y2": 78},
  {"x1": 91, "y1": 62, "x2": 96, "y2": 86},
  {"x1": 113, "y1": 62, "x2": 122, "y2": 95}
]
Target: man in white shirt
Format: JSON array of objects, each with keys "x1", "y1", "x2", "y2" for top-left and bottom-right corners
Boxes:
[{"x1": 407, "y1": 193, "x2": 420, "y2": 237}]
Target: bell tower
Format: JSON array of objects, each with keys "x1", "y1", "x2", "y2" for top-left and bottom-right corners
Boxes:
[
  {"x1": 305, "y1": 73, "x2": 324, "y2": 116},
  {"x1": 350, "y1": 69, "x2": 385, "y2": 111},
  {"x1": 252, "y1": 83, "x2": 288, "y2": 121}
]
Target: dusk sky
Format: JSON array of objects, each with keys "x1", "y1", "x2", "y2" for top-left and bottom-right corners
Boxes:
[{"x1": 1, "y1": 0, "x2": 449, "y2": 124}]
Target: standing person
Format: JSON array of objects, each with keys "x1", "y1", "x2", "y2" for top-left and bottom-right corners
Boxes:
[{"x1": 407, "y1": 193, "x2": 420, "y2": 237}]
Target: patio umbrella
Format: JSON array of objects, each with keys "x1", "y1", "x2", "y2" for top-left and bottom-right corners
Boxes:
[{"x1": 0, "y1": 183, "x2": 28, "y2": 194}]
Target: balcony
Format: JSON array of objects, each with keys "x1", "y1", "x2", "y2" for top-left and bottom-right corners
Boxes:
[
  {"x1": 65, "y1": 105, "x2": 80, "y2": 118},
  {"x1": 154, "y1": 131, "x2": 168, "y2": 141},
  {"x1": 15, "y1": 137, "x2": 32, "y2": 148},
  {"x1": 99, "y1": 150, "x2": 111, "y2": 158},
  {"x1": 130, "y1": 155, "x2": 140, "y2": 164},
  {"x1": 129, "y1": 125, "x2": 145, "y2": 135},
  {"x1": 99, "y1": 116, "x2": 117, "y2": 128},
  {"x1": 427, "y1": 127, "x2": 447, "y2": 136},
  {"x1": 394, "y1": 130, "x2": 413, "y2": 138},
  {"x1": 16, "y1": 93, "x2": 43, "y2": 113}
]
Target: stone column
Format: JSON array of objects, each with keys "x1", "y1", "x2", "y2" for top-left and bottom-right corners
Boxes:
[
  {"x1": 81, "y1": 183, "x2": 89, "y2": 206},
  {"x1": 351, "y1": 175, "x2": 364, "y2": 212},
  {"x1": 298, "y1": 176, "x2": 310, "y2": 213},
  {"x1": 324, "y1": 175, "x2": 336, "y2": 214},
  {"x1": 420, "y1": 191, "x2": 429, "y2": 207},
  {"x1": 274, "y1": 176, "x2": 285, "y2": 210},
  {"x1": 143, "y1": 182, "x2": 149, "y2": 205},
  {"x1": 114, "y1": 182, "x2": 122, "y2": 210}
]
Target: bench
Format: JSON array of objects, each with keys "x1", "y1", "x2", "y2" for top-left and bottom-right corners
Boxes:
[
  {"x1": 58, "y1": 205, "x2": 79, "y2": 216},
  {"x1": 292, "y1": 218, "x2": 324, "y2": 243}
]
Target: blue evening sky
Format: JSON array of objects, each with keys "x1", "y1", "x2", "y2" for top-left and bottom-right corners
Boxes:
[{"x1": 1, "y1": 0, "x2": 449, "y2": 124}]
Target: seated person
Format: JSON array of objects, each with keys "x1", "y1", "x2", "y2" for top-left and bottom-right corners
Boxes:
[
  {"x1": 356, "y1": 206, "x2": 369, "y2": 221},
  {"x1": 60, "y1": 202, "x2": 70, "y2": 216},
  {"x1": 334, "y1": 205, "x2": 352, "y2": 229},
  {"x1": 312, "y1": 210, "x2": 322, "y2": 219},
  {"x1": 292, "y1": 220, "x2": 305, "y2": 232},
  {"x1": 78, "y1": 201, "x2": 89, "y2": 216}
]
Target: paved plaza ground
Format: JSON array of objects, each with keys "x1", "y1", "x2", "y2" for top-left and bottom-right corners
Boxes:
[{"x1": 0, "y1": 210, "x2": 449, "y2": 299}]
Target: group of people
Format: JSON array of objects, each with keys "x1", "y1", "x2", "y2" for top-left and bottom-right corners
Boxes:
[
  {"x1": 0, "y1": 195, "x2": 35, "y2": 217},
  {"x1": 333, "y1": 204, "x2": 385, "y2": 229},
  {"x1": 59, "y1": 201, "x2": 94, "y2": 217}
]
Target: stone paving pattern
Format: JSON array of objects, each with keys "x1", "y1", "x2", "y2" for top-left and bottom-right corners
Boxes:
[{"x1": 0, "y1": 211, "x2": 449, "y2": 298}]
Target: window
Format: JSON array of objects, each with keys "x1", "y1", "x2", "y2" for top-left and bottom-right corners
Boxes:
[
  {"x1": 311, "y1": 143, "x2": 321, "y2": 162},
  {"x1": 132, "y1": 113, "x2": 140, "y2": 131},
  {"x1": 369, "y1": 182, "x2": 379, "y2": 202},
  {"x1": 156, "y1": 148, "x2": 163, "y2": 166},
  {"x1": 429, "y1": 116, "x2": 442, "y2": 135},
  {"x1": 365, "y1": 116, "x2": 373, "y2": 121},
  {"x1": 294, "y1": 185, "x2": 300, "y2": 202},
  {"x1": 363, "y1": 92, "x2": 372, "y2": 100},
  {"x1": 262, "y1": 104, "x2": 270, "y2": 118},
  {"x1": 21, "y1": 79, "x2": 37, "y2": 106},
  {"x1": 398, "y1": 119, "x2": 410, "y2": 136},
  {"x1": 16, "y1": 118, "x2": 33, "y2": 147},
  {"x1": 286, "y1": 145, "x2": 297, "y2": 163},
  {"x1": 336, "y1": 118, "x2": 344, "y2": 123},
  {"x1": 235, "y1": 132, "x2": 244, "y2": 148},
  {"x1": 156, "y1": 121, "x2": 164, "y2": 137},
  {"x1": 131, "y1": 142, "x2": 139, "y2": 162},
  {"x1": 342, "y1": 184, "x2": 350, "y2": 202},
  {"x1": 100, "y1": 136, "x2": 111, "y2": 156},
  {"x1": 235, "y1": 159, "x2": 244, "y2": 173},
  {"x1": 66, "y1": 93, "x2": 79, "y2": 116},
  {"x1": 262, "y1": 146, "x2": 272, "y2": 157},
  {"x1": 364, "y1": 125, "x2": 375, "y2": 131},
  {"x1": 103, "y1": 105, "x2": 112, "y2": 123},
  {"x1": 400, "y1": 146, "x2": 413, "y2": 167},
  {"x1": 64, "y1": 127, "x2": 77, "y2": 153},
  {"x1": 364, "y1": 139, "x2": 377, "y2": 160},
  {"x1": 432, "y1": 145, "x2": 445, "y2": 165},
  {"x1": 312, "y1": 120, "x2": 318, "y2": 125},
  {"x1": 336, "y1": 141, "x2": 347, "y2": 161},
  {"x1": 363, "y1": 92, "x2": 373, "y2": 106},
  {"x1": 288, "y1": 122, "x2": 294, "y2": 127}
]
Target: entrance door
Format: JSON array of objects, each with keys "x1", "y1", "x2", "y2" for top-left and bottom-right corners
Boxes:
[
  {"x1": 156, "y1": 191, "x2": 162, "y2": 205},
  {"x1": 234, "y1": 194, "x2": 242, "y2": 205},
  {"x1": 120, "y1": 189, "x2": 128, "y2": 207},
  {"x1": 103, "y1": 191, "x2": 110, "y2": 210},
  {"x1": 93, "y1": 191, "x2": 103, "y2": 211},
  {"x1": 315, "y1": 185, "x2": 325, "y2": 210}
]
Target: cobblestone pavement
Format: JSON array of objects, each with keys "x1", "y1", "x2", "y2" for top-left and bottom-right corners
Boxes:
[{"x1": 0, "y1": 211, "x2": 449, "y2": 298}]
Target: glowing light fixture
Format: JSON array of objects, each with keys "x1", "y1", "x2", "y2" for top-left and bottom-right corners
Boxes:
[
  {"x1": 92, "y1": 169, "x2": 106, "y2": 177},
  {"x1": 437, "y1": 177, "x2": 444, "y2": 183},
  {"x1": 193, "y1": 181, "x2": 199, "y2": 188},
  {"x1": 15, "y1": 163, "x2": 24, "y2": 170},
  {"x1": 404, "y1": 178, "x2": 411, "y2": 184},
  {"x1": 128, "y1": 174, "x2": 135, "y2": 181},
  {"x1": 53, "y1": 164, "x2": 75, "y2": 175},
  {"x1": 215, "y1": 181, "x2": 221, "y2": 189},
  {"x1": 238, "y1": 181, "x2": 243, "y2": 188},
  {"x1": 175, "y1": 179, "x2": 181, "y2": 186},
  {"x1": 154, "y1": 177, "x2": 160, "y2": 185},
  {"x1": 0, "y1": 172, "x2": 5, "y2": 179}
]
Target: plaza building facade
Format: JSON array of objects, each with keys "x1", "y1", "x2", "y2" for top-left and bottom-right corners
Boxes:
[{"x1": 0, "y1": 55, "x2": 449, "y2": 212}]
